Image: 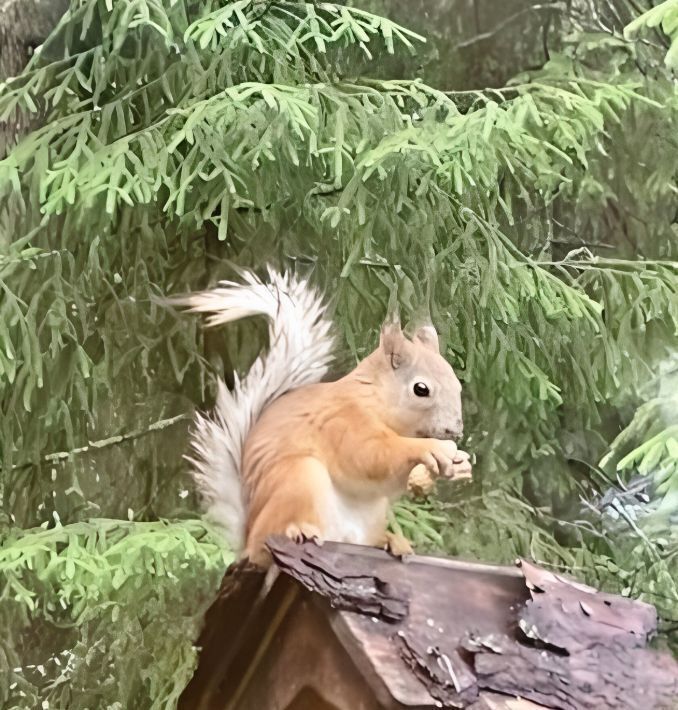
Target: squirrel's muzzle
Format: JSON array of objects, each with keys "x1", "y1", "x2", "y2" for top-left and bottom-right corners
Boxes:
[
  {"x1": 443, "y1": 417, "x2": 464, "y2": 441},
  {"x1": 418, "y1": 422, "x2": 463, "y2": 441}
]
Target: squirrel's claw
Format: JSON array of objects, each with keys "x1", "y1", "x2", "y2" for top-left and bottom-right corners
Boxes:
[
  {"x1": 383, "y1": 531, "x2": 414, "y2": 559},
  {"x1": 285, "y1": 522, "x2": 324, "y2": 546}
]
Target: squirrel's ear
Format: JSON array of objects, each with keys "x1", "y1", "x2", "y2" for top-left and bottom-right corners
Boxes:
[
  {"x1": 413, "y1": 325, "x2": 440, "y2": 353},
  {"x1": 380, "y1": 318, "x2": 407, "y2": 369}
]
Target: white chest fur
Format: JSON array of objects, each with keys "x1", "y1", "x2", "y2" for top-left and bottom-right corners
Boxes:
[{"x1": 322, "y1": 484, "x2": 389, "y2": 545}]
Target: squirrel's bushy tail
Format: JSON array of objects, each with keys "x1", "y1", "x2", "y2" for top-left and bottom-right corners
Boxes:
[{"x1": 169, "y1": 268, "x2": 335, "y2": 550}]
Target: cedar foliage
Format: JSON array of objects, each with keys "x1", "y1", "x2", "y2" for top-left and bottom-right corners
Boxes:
[{"x1": 0, "y1": 0, "x2": 677, "y2": 706}]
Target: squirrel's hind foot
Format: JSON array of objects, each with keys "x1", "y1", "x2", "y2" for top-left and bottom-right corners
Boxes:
[
  {"x1": 285, "y1": 522, "x2": 324, "y2": 546},
  {"x1": 383, "y1": 531, "x2": 413, "y2": 559}
]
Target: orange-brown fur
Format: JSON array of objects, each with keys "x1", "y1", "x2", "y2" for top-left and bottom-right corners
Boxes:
[{"x1": 242, "y1": 323, "x2": 470, "y2": 565}]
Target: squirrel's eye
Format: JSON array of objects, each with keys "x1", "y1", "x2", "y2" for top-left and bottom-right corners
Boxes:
[{"x1": 413, "y1": 382, "x2": 430, "y2": 397}]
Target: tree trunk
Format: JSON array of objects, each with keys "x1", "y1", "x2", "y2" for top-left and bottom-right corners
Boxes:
[
  {"x1": 0, "y1": 0, "x2": 68, "y2": 154},
  {"x1": 354, "y1": 0, "x2": 566, "y2": 90}
]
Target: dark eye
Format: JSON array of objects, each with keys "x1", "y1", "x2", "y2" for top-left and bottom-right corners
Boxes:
[{"x1": 413, "y1": 382, "x2": 430, "y2": 397}]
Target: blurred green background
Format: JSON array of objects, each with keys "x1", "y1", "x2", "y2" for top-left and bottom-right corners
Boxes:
[{"x1": 1, "y1": 1, "x2": 676, "y2": 707}]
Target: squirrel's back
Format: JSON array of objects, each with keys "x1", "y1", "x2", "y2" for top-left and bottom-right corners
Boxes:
[{"x1": 241, "y1": 376, "x2": 378, "y2": 489}]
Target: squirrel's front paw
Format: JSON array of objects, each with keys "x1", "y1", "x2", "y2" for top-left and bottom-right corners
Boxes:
[
  {"x1": 420, "y1": 438, "x2": 458, "y2": 478},
  {"x1": 285, "y1": 522, "x2": 324, "y2": 546},
  {"x1": 448, "y1": 449, "x2": 472, "y2": 481}
]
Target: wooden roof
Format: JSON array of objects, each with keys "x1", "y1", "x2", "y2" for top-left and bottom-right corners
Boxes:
[{"x1": 180, "y1": 538, "x2": 678, "y2": 710}]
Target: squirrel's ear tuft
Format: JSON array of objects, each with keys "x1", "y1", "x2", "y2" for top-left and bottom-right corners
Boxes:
[
  {"x1": 380, "y1": 318, "x2": 408, "y2": 369},
  {"x1": 413, "y1": 325, "x2": 440, "y2": 353}
]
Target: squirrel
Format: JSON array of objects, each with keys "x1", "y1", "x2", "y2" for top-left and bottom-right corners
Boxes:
[{"x1": 169, "y1": 268, "x2": 472, "y2": 566}]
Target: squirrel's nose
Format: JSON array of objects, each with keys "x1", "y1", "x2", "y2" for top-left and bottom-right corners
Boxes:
[{"x1": 444, "y1": 425, "x2": 463, "y2": 440}]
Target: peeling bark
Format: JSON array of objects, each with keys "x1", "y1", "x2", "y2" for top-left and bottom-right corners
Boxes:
[
  {"x1": 463, "y1": 559, "x2": 678, "y2": 710},
  {"x1": 267, "y1": 536, "x2": 409, "y2": 622},
  {"x1": 397, "y1": 627, "x2": 478, "y2": 708},
  {"x1": 265, "y1": 540, "x2": 678, "y2": 709},
  {"x1": 465, "y1": 633, "x2": 678, "y2": 710},
  {"x1": 517, "y1": 559, "x2": 657, "y2": 651}
]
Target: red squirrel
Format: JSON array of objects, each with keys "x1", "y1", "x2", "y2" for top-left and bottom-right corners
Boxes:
[{"x1": 170, "y1": 268, "x2": 471, "y2": 566}]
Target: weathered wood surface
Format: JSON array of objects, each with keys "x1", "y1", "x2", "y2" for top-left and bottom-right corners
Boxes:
[
  {"x1": 267, "y1": 535, "x2": 410, "y2": 622},
  {"x1": 464, "y1": 560, "x2": 678, "y2": 709},
  {"x1": 268, "y1": 539, "x2": 528, "y2": 708},
  {"x1": 266, "y1": 539, "x2": 678, "y2": 709},
  {"x1": 181, "y1": 540, "x2": 535, "y2": 710},
  {"x1": 182, "y1": 540, "x2": 678, "y2": 709}
]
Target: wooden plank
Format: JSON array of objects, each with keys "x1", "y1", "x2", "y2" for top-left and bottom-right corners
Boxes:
[{"x1": 233, "y1": 594, "x2": 392, "y2": 710}]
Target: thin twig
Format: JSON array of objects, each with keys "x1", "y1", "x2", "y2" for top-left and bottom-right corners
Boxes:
[
  {"x1": 452, "y1": 3, "x2": 565, "y2": 51},
  {"x1": 11, "y1": 414, "x2": 190, "y2": 470}
]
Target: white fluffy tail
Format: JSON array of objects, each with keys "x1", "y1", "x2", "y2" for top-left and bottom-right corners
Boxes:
[{"x1": 169, "y1": 268, "x2": 335, "y2": 550}]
